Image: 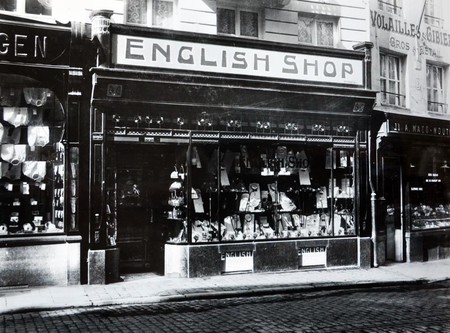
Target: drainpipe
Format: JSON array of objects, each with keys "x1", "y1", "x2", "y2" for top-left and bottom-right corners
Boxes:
[
  {"x1": 370, "y1": 183, "x2": 378, "y2": 267},
  {"x1": 353, "y1": 42, "x2": 378, "y2": 267}
]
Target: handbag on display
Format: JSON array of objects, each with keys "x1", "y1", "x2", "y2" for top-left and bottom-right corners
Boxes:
[
  {"x1": 169, "y1": 180, "x2": 182, "y2": 191},
  {"x1": 1, "y1": 144, "x2": 26, "y2": 165},
  {"x1": 8, "y1": 127, "x2": 21, "y2": 144},
  {"x1": 280, "y1": 192, "x2": 296, "y2": 211},
  {"x1": 0, "y1": 88, "x2": 22, "y2": 107},
  {"x1": 23, "y1": 88, "x2": 49, "y2": 107},
  {"x1": 192, "y1": 188, "x2": 205, "y2": 213},
  {"x1": 239, "y1": 193, "x2": 250, "y2": 211},
  {"x1": 5, "y1": 164, "x2": 21, "y2": 180},
  {"x1": 248, "y1": 183, "x2": 261, "y2": 211},
  {"x1": 23, "y1": 161, "x2": 47, "y2": 182},
  {"x1": 281, "y1": 213, "x2": 294, "y2": 229},
  {"x1": 27, "y1": 126, "x2": 50, "y2": 147},
  {"x1": 3, "y1": 107, "x2": 29, "y2": 127}
]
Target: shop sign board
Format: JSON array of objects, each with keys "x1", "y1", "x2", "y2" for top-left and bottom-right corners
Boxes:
[
  {"x1": 112, "y1": 34, "x2": 363, "y2": 86},
  {"x1": 388, "y1": 118, "x2": 450, "y2": 138},
  {"x1": 0, "y1": 21, "x2": 70, "y2": 65},
  {"x1": 221, "y1": 250, "x2": 253, "y2": 273},
  {"x1": 298, "y1": 246, "x2": 327, "y2": 267},
  {"x1": 370, "y1": 10, "x2": 450, "y2": 59}
]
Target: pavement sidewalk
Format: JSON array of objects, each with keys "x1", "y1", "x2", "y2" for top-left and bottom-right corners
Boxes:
[{"x1": 1, "y1": 259, "x2": 450, "y2": 314}]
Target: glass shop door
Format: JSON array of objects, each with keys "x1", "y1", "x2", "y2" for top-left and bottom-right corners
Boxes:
[
  {"x1": 382, "y1": 157, "x2": 404, "y2": 262},
  {"x1": 113, "y1": 144, "x2": 184, "y2": 274}
]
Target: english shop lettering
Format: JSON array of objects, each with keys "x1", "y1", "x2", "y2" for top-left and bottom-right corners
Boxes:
[
  {"x1": 225, "y1": 251, "x2": 253, "y2": 258},
  {"x1": 267, "y1": 157, "x2": 309, "y2": 171},
  {"x1": 125, "y1": 38, "x2": 353, "y2": 77},
  {"x1": 299, "y1": 247, "x2": 326, "y2": 254},
  {"x1": 113, "y1": 35, "x2": 363, "y2": 85}
]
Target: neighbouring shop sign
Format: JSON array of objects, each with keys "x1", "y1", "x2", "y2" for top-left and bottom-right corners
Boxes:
[
  {"x1": 370, "y1": 10, "x2": 450, "y2": 48},
  {"x1": 299, "y1": 246, "x2": 327, "y2": 267},
  {"x1": 388, "y1": 119, "x2": 450, "y2": 138},
  {"x1": 0, "y1": 21, "x2": 70, "y2": 65},
  {"x1": 112, "y1": 34, "x2": 363, "y2": 86},
  {"x1": 221, "y1": 250, "x2": 253, "y2": 273}
]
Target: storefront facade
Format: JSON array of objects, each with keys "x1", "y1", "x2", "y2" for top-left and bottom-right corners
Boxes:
[
  {"x1": 86, "y1": 12, "x2": 376, "y2": 279},
  {"x1": 369, "y1": 0, "x2": 450, "y2": 264},
  {"x1": 0, "y1": 14, "x2": 83, "y2": 286},
  {"x1": 377, "y1": 114, "x2": 450, "y2": 263}
]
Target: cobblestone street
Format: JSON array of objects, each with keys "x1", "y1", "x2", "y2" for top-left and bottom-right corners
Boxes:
[{"x1": 2, "y1": 281, "x2": 449, "y2": 333}]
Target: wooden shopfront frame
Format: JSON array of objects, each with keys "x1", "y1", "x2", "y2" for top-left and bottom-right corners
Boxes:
[
  {"x1": 88, "y1": 23, "x2": 376, "y2": 277},
  {"x1": 376, "y1": 113, "x2": 450, "y2": 263},
  {"x1": 0, "y1": 13, "x2": 82, "y2": 286}
]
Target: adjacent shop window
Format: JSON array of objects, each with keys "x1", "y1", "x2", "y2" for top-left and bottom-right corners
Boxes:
[
  {"x1": 298, "y1": 15, "x2": 336, "y2": 47},
  {"x1": 126, "y1": 0, "x2": 175, "y2": 28},
  {"x1": 378, "y1": 0, "x2": 402, "y2": 16},
  {"x1": 0, "y1": 74, "x2": 66, "y2": 236},
  {"x1": 426, "y1": 63, "x2": 446, "y2": 113},
  {"x1": 424, "y1": 0, "x2": 443, "y2": 28},
  {"x1": 0, "y1": 0, "x2": 52, "y2": 16},
  {"x1": 217, "y1": 6, "x2": 260, "y2": 38},
  {"x1": 407, "y1": 146, "x2": 450, "y2": 231},
  {"x1": 380, "y1": 53, "x2": 405, "y2": 107}
]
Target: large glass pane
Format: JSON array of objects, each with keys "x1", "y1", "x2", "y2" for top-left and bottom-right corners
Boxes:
[
  {"x1": 298, "y1": 17, "x2": 314, "y2": 44},
  {"x1": 408, "y1": 147, "x2": 450, "y2": 230},
  {"x1": 0, "y1": 0, "x2": 16, "y2": 11},
  {"x1": 25, "y1": 0, "x2": 52, "y2": 16},
  {"x1": 218, "y1": 8, "x2": 236, "y2": 35},
  {"x1": 126, "y1": 0, "x2": 147, "y2": 24},
  {"x1": 240, "y1": 11, "x2": 258, "y2": 37},
  {"x1": 153, "y1": 0, "x2": 173, "y2": 27},
  {"x1": 389, "y1": 80, "x2": 396, "y2": 105},
  {"x1": 380, "y1": 54, "x2": 387, "y2": 78},
  {"x1": 381, "y1": 79, "x2": 387, "y2": 103},
  {"x1": 189, "y1": 145, "x2": 219, "y2": 243},
  {"x1": 69, "y1": 147, "x2": 79, "y2": 232},
  {"x1": 437, "y1": 67, "x2": 443, "y2": 90},
  {"x1": 317, "y1": 21, "x2": 334, "y2": 46},
  {"x1": 0, "y1": 75, "x2": 65, "y2": 236},
  {"x1": 175, "y1": 141, "x2": 358, "y2": 243},
  {"x1": 388, "y1": 56, "x2": 396, "y2": 80}
]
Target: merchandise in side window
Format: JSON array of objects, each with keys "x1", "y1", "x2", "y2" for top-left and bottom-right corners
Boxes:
[{"x1": 0, "y1": 83, "x2": 65, "y2": 236}]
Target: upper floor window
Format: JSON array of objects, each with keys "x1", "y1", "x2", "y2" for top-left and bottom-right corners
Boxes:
[
  {"x1": 298, "y1": 15, "x2": 336, "y2": 47},
  {"x1": 380, "y1": 53, "x2": 405, "y2": 107},
  {"x1": 424, "y1": 0, "x2": 443, "y2": 28},
  {"x1": 378, "y1": 0, "x2": 402, "y2": 16},
  {"x1": 217, "y1": 6, "x2": 260, "y2": 38},
  {"x1": 126, "y1": 0, "x2": 175, "y2": 28},
  {"x1": 426, "y1": 63, "x2": 446, "y2": 113},
  {"x1": 0, "y1": 0, "x2": 52, "y2": 16}
]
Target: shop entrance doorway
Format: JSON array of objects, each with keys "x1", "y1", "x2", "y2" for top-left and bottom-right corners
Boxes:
[
  {"x1": 111, "y1": 144, "x2": 186, "y2": 274},
  {"x1": 382, "y1": 157, "x2": 404, "y2": 262}
]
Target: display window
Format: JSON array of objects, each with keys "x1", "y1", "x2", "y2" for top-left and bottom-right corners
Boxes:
[
  {"x1": 105, "y1": 111, "x2": 360, "y2": 245},
  {"x1": 167, "y1": 142, "x2": 355, "y2": 244},
  {"x1": 0, "y1": 74, "x2": 66, "y2": 236},
  {"x1": 406, "y1": 146, "x2": 450, "y2": 231}
]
